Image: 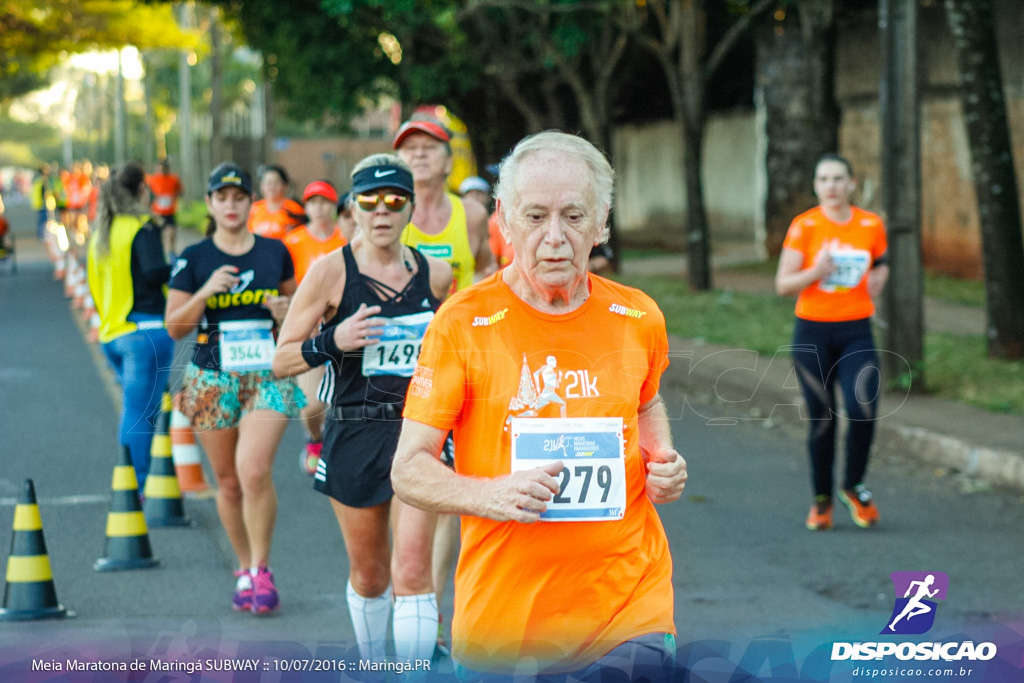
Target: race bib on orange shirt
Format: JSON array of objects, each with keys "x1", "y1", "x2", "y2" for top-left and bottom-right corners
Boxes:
[
  {"x1": 821, "y1": 247, "x2": 871, "y2": 291},
  {"x1": 510, "y1": 417, "x2": 625, "y2": 522}
]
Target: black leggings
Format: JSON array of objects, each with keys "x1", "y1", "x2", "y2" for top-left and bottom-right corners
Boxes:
[{"x1": 791, "y1": 317, "x2": 881, "y2": 498}]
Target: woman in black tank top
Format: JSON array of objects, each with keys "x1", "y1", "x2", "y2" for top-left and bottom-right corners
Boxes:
[{"x1": 273, "y1": 154, "x2": 453, "y2": 664}]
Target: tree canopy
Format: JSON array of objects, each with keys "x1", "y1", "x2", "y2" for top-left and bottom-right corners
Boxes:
[{"x1": 0, "y1": 0, "x2": 198, "y2": 102}]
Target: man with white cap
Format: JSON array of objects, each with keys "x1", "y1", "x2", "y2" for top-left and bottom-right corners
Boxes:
[{"x1": 458, "y1": 175, "x2": 492, "y2": 210}]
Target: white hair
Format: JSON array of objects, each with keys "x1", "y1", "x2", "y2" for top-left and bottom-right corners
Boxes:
[{"x1": 495, "y1": 131, "x2": 614, "y2": 242}]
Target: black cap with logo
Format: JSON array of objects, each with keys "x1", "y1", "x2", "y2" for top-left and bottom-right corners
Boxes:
[
  {"x1": 350, "y1": 165, "x2": 415, "y2": 198},
  {"x1": 206, "y1": 162, "x2": 253, "y2": 195}
]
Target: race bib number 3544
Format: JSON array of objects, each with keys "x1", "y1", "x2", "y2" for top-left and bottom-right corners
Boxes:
[
  {"x1": 219, "y1": 319, "x2": 275, "y2": 372},
  {"x1": 510, "y1": 417, "x2": 625, "y2": 522}
]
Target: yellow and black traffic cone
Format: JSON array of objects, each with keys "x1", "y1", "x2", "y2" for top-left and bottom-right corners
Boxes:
[
  {"x1": 143, "y1": 392, "x2": 192, "y2": 527},
  {"x1": 95, "y1": 447, "x2": 160, "y2": 571},
  {"x1": 0, "y1": 479, "x2": 72, "y2": 621}
]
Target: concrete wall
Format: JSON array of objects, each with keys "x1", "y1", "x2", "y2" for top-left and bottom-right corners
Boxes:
[
  {"x1": 612, "y1": 113, "x2": 763, "y2": 250},
  {"x1": 272, "y1": 137, "x2": 391, "y2": 198},
  {"x1": 614, "y1": 1, "x2": 1024, "y2": 277},
  {"x1": 835, "y1": 0, "x2": 1024, "y2": 278}
]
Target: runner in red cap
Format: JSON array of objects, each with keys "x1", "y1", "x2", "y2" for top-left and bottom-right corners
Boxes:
[
  {"x1": 393, "y1": 119, "x2": 452, "y2": 149},
  {"x1": 393, "y1": 115, "x2": 493, "y2": 292},
  {"x1": 283, "y1": 180, "x2": 349, "y2": 475}
]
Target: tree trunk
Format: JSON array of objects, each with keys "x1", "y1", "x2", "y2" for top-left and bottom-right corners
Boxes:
[
  {"x1": 680, "y1": 0, "x2": 712, "y2": 290},
  {"x1": 755, "y1": 2, "x2": 839, "y2": 258},
  {"x1": 142, "y1": 53, "x2": 155, "y2": 169},
  {"x1": 176, "y1": 2, "x2": 197, "y2": 200},
  {"x1": 262, "y1": 77, "x2": 275, "y2": 171},
  {"x1": 682, "y1": 120, "x2": 711, "y2": 290},
  {"x1": 879, "y1": 0, "x2": 924, "y2": 383},
  {"x1": 944, "y1": 0, "x2": 1024, "y2": 359},
  {"x1": 209, "y1": 7, "x2": 224, "y2": 166}
]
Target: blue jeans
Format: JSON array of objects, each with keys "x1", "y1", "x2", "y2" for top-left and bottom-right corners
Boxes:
[
  {"x1": 101, "y1": 318, "x2": 175, "y2": 491},
  {"x1": 37, "y1": 208, "x2": 48, "y2": 240}
]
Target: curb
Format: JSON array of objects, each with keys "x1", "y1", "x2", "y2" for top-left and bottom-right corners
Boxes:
[{"x1": 880, "y1": 426, "x2": 1024, "y2": 492}]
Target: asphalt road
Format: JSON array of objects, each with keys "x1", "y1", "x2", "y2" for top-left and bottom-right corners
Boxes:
[{"x1": 0, "y1": 202, "x2": 1021, "y2": 682}]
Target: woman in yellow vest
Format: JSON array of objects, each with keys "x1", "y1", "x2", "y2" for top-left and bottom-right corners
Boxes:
[{"x1": 87, "y1": 162, "x2": 175, "y2": 491}]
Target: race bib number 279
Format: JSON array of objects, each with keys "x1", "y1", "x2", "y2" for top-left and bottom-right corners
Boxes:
[{"x1": 510, "y1": 417, "x2": 626, "y2": 522}]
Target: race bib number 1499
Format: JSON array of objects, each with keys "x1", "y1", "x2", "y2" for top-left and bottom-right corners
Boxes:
[{"x1": 361, "y1": 311, "x2": 433, "y2": 378}]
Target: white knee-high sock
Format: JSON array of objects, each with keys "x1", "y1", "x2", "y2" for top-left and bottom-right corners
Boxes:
[
  {"x1": 347, "y1": 581, "x2": 392, "y2": 662},
  {"x1": 392, "y1": 592, "x2": 439, "y2": 662}
]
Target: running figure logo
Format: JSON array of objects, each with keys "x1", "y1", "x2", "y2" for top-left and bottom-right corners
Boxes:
[
  {"x1": 881, "y1": 571, "x2": 948, "y2": 635},
  {"x1": 507, "y1": 353, "x2": 568, "y2": 422}
]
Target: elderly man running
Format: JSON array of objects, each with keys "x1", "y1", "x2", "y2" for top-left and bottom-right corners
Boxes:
[{"x1": 392, "y1": 131, "x2": 687, "y2": 679}]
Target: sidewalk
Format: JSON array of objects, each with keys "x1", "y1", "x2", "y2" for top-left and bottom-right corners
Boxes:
[{"x1": 622, "y1": 250, "x2": 1024, "y2": 492}]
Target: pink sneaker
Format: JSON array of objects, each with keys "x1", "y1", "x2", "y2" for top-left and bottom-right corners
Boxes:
[
  {"x1": 232, "y1": 570, "x2": 252, "y2": 611},
  {"x1": 300, "y1": 440, "x2": 322, "y2": 476},
  {"x1": 251, "y1": 566, "x2": 279, "y2": 614}
]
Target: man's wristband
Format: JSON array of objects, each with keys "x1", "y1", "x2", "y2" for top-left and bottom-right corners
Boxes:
[{"x1": 300, "y1": 325, "x2": 342, "y2": 367}]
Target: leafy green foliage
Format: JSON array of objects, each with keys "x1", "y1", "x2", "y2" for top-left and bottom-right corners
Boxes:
[
  {"x1": 0, "y1": 58, "x2": 48, "y2": 104},
  {"x1": 209, "y1": 0, "x2": 402, "y2": 126},
  {"x1": 0, "y1": 0, "x2": 197, "y2": 72}
]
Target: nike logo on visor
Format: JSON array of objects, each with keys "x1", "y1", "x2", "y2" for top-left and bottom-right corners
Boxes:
[{"x1": 374, "y1": 169, "x2": 397, "y2": 178}]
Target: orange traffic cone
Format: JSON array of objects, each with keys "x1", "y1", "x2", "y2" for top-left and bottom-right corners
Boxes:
[
  {"x1": 95, "y1": 447, "x2": 160, "y2": 571},
  {"x1": 86, "y1": 312, "x2": 101, "y2": 344},
  {"x1": 144, "y1": 393, "x2": 192, "y2": 527},
  {"x1": 81, "y1": 292, "x2": 96, "y2": 320},
  {"x1": 0, "y1": 480, "x2": 72, "y2": 621},
  {"x1": 63, "y1": 257, "x2": 81, "y2": 298},
  {"x1": 170, "y1": 395, "x2": 213, "y2": 495},
  {"x1": 83, "y1": 294, "x2": 101, "y2": 343},
  {"x1": 72, "y1": 279, "x2": 89, "y2": 310},
  {"x1": 53, "y1": 246, "x2": 67, "y2": 281}
]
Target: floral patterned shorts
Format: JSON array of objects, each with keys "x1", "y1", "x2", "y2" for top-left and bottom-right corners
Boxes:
[{"x1": 179, "y1": 364, "x2": 306, "y2": 432}]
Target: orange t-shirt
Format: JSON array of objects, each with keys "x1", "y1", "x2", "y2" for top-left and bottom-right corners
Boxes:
[
  {"x1": 248, "y1": 198, "x2": 304, "y2": 240},
  {"x1": 147, "y1": 173, "x2": 183, "y2": 216},
  {"x1": 782, "y1": 206, "x2": 888, "y2": 322},
  {"x1": 65, "y1": 172, "x2": 91, "y2": 210},
  {"x1": 487, "y1": 212, "x2": 514, "y2": 267},
  {"x1": 403, "y1": 272, "x2": 674, "y2": 674},
  {"x1": 282, "y1": 224, "x2": 348, "y2": 284}
]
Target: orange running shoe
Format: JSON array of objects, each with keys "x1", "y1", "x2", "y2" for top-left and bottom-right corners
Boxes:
[
  {"x1": 806, "y1": 500, "x2": 833, "y2": 531},
  {"x1": 839, "y1": 485, "x2": 880, "y2": 528}
]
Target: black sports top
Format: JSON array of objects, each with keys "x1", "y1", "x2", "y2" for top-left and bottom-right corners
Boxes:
[{"x1": 324, "y1": 245, "x2": 440, "y2": 410}]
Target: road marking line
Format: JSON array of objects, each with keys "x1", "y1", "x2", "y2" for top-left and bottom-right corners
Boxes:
[{"x1": 0, "y1": 494, "x2": 110, "y2": 507}]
